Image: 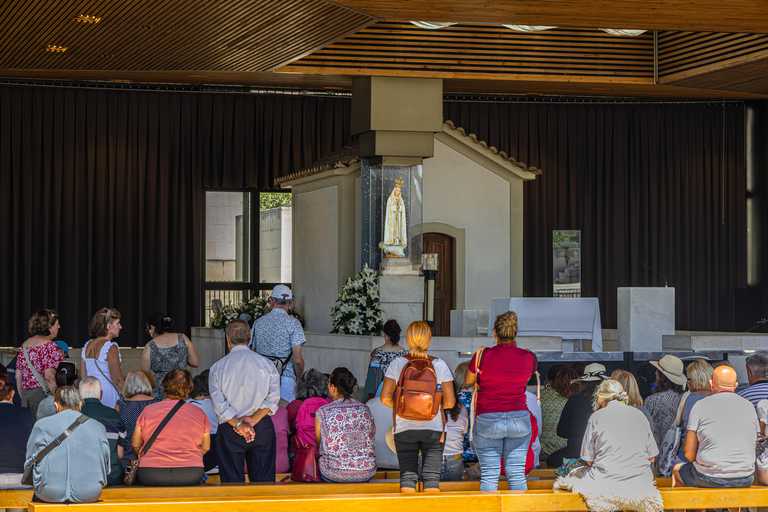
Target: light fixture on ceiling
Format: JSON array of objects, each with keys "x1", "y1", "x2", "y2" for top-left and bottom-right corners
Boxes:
[
  {"x1": 73, "y1": 14, "x2": 101, "y2": 24},
  {"x1": 503, "y1": 25, "x2": 557, "y2": 32},
  {"x1": 45, "y1": 45, "x2": 67, "y2": 53},
  {"x1": 409, "y1": 21, "x2": 457, "y2": 30},
  {"x1": 599, "y1": 29, "x2": 647, "y2": 36}
]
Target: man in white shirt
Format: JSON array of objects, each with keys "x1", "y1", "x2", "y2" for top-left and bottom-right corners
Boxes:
[
  {"x1": 672, "y1": 365, "x2": 759, "y2": 489},
  {"x1": 210, "y1": 319, "x2": 280, "y2": 483}
]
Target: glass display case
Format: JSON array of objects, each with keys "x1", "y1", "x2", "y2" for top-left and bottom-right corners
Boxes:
[{"x1": 361, "y1": 159, "x2": 423, "y2": 272}]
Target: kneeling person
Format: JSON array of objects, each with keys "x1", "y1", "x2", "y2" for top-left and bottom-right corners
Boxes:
[
  {"x1": 25, "y1": 386, "x2": 110, "y2": 503},
  {"x1": 672, "y1": 366, "x2": 759, "y2": 488}
]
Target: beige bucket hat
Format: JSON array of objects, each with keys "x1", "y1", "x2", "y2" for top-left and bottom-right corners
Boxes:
[{"x1": 650, "y1": 355, "x2": 687, "y2": 386}]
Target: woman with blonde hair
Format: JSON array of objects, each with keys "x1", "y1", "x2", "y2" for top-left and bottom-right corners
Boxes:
[
  {"x1": 465, "y1": 311, "x2": 538, "y2": 491},
  {"x1": 381, "y1": 321, "x2": 455, "y2": 493},
  {"x1": 673, "y1": 359, "x2": 713, "y2": 465},
  {"x1": 554, "y1": 379, "x2": 661, "y2": 512},
  {"x1": 611, "y1": 369, "x2": 654, "y2": 430}
]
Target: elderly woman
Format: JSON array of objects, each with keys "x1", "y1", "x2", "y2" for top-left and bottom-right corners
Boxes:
[
  {"x1": 363, "y1": 319, "x2": 408, "y2": 400},
  {"x1": 132, "y1": 369, "x2": 211, "y2": 486},
  {"x1": 16, "y1": 309, "x2": 64, "y2": 414},
  {"x1": 382, "y1": 321, "x2": 455, "y2": 493},
  {"x1": 81, "y1": 308, "x2": 126, "y2": 408},
  {"x1": 548, "y1": 363, "x2": 607, "y2": 468},
  {"x1": 611, "y1": 369, "x2": 654, "y2": 430},
  {"x1": 287, "y1": 369, "x2": 330, "y2": 425},
  {"x1": 116, "y1": 371, "x2": 160, "y2": 470},
  {"x1": 465, "y1": 311, "x2": 537, "y2": 491},
  {"x1": 673, "y1": 359, "x2": 713, "y2": 465},
  {"x1": 554, "y1": 380, "x2": 661, "y2": 512},
  {"x1": 645, "y1": 355, "x2": 687, "y2": 453},
  {"x1": 315, "y1": 367, "x2": 377, "y2": 482},
  {"x1": 540, "y1": 366, "x2": 579, "y2": 462},
  {"x1": 141, "y1": 312, "x2": 200, "y2": 399}
]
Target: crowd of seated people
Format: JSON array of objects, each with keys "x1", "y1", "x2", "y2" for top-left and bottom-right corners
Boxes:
[{"x1": 2, "y1": 305, "x2": 766, "y2": 504}]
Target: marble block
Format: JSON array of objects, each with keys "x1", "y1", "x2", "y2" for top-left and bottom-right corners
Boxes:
[
  {"x1": 378, "y1": 275, "x2": 424, "y2": 303},
  {"x1": 379, "y1": 302, "x2": 424, "y2": 331},
  {"x1": 617, "y1": 287, "x2": 675, "y2": 352},
  {"x1": 451, "y1": 310, "x2": 478, "y2": 337}
]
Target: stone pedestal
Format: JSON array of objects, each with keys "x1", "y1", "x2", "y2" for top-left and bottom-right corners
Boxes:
[
  {"x1": 617, "y1": 287, "x2": 675, "y2": 352},
  {"x1": 378, "y1": 274, "x2": 424, "y2": 330},
  {"x1": 450, "y1": 310, "x2": 490, "y2": 337},
  {"x1": 190, "y1": 327, "x2": 227, "y2": 376}
]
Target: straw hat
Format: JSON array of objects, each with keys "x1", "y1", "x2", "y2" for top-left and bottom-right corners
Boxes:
[
  {"x1": 571, "y1": 363, "x2": 609, "y2": 383},
  {"x1": 650, "y1": 355, "x2": 687, "y2": 386},
  {"x1": 385, "y1": 426, "x2": 397, "y2": 453}
]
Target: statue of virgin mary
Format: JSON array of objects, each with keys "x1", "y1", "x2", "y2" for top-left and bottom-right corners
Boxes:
[{"x1": 378, "y1": 177, "x2": 407, "y2": 257}]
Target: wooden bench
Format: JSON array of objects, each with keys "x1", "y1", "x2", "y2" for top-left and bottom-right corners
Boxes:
[{"x1": 23, "y1": 486, "x2": 768, "y2": 512}]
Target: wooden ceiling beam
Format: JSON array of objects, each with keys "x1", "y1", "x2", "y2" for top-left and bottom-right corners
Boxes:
[{"x1": 329, "y1": 0, "x2": 768, "y2": 34}]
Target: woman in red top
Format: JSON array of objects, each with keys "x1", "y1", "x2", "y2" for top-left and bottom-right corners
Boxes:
[
  {"x1": 16, "y1": 309, "x2": 64, "y2": 414},
  {"x1": 132, "y1": 369, "x2": 211, "y2": 486},
  {"x1": 466, "y1": 311, "x2": 537, "y2": 491}
]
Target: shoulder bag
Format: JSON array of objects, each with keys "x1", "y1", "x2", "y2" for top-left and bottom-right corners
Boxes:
[
  {"x1": 22, "y1": 414, "x2": 90, "y2": 485},
  {"x1": 124, "y1": 400, "x2": 185, "y2": 485},
  {"x1": 21, "y1": 342, "x2": 51, "y2": 396},
  {"x1": 657, "y1": 391, "x2": 690, "y2": 476}
]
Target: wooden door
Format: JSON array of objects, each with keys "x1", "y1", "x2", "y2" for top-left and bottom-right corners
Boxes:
[{"x1": 423, "y1": 233, "x2": 455, "y2": 336}]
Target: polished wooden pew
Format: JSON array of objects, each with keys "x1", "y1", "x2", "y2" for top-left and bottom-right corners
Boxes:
[{"x1": 25, "y1": 486, "x2": 768, "y2": 512}]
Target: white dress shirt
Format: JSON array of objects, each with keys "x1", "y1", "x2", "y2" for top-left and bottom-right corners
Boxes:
[{"x1": 209, "y1": 344, "x2": 280, "y2": 424}]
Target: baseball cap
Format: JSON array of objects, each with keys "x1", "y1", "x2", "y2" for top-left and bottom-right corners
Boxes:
[{"x1": 270, "y1": 284, "x2": 293, "y2": 300}]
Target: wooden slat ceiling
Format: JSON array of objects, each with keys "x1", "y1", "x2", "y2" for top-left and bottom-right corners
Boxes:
[
  {"x1": 329, "y1": 0, "x2": 768, "y2": 34},
  {"x1": 279, "y1": 22, "x2": 655, "y2": 83},
  {"x1": 2, "y1": 0, "x2": 768, "y2": 98},
  {"x1": 0, "y1": 0, "x2": 375, "y2": 72}
]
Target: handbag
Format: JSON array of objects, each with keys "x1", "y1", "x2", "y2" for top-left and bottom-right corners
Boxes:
[
  {"x1": 657, "y1": 391, "x2": 690, "y2": 477},
  {"x1": 21, "y1": 342, "x2": 51, "y2": 396},
  {"x1": 22, "y1": 414, "x2": 89, "y2": 485},
  {"x1": 291, "y1": 436, "x2": 322, "y2": 482},
  {"x1": 124, "y1": 400, "x2": 185, "y2": 485}
]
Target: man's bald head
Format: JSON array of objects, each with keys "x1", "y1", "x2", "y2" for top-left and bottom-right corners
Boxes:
[{"x1": 711, "y1": 365, "x2": 738, "y2": 393}]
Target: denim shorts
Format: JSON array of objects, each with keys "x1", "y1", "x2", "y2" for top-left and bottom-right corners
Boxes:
[{"x1": 678, "y1": 463, "x2": 754, "y2": 488}]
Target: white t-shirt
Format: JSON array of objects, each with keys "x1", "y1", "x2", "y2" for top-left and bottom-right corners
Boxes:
[
  {"x1": 384, "y1": 356, "x2": 453, "y2": 433},
  {"x1": 443, "y1": 404, "x2": 469, "y2": 456},
  {"x1": 687, "y1": 392, "x2": 759, "y2": 479},
  {"x1": 580, "y1": 400, "x2": 657, "y2": 485}
]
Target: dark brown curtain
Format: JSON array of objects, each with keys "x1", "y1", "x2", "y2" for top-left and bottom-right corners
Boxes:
[
  {"x1": 0, "y1": 85, "x2": 352, "y2": 347},
  {"x1": 444, "y1": 101, "x2": 747, "y2": 331}
]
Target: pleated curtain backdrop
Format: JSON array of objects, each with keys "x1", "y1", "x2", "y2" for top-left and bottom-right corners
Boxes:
[
  {"x1": 443, "y1": 101, "x2": 747, "y2": 332},
  {"x1": 0, "y1": 84, "x2": 748, "y2": 347},
  {"x1": 0, "y1": 85, "x2": 352, "y2": 347}
]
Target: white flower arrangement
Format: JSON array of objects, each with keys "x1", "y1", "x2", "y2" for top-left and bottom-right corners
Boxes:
[
  {"x1": 210, "y1": 294, "x2": 304, "y2": 329},
  {"x1": 330, "y1": 264, "x2": 384, "y2": 335}
]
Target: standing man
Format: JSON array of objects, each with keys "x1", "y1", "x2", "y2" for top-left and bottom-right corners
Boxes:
[
  {"x1": 672, "y1": 365, "x2": 759, "y2": 489},
  {"x1": 250, "y1": 284, "x2": 305, "y2": 402},
  {"x1": 79, "y1": 377, "x2": 127, "y2": 486},
  {"x1": 210, "y1": 319, "x2": 280, "y2": 483},
  {"x1": 738, "y1": 354, "x2": 768, "y2": 406}
]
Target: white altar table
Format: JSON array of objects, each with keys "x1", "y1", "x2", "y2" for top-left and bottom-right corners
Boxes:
[{"x1": 488, "y1": 297, "x2": 603, "y2": 351}]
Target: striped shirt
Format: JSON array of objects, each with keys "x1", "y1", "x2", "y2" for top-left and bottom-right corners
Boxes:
[
  {"x1": 81, "y1": 398, "x2": 127, "y2": 485},
  {"x1": 737, "y1": 380, "x2": 768, "y2": 407}
]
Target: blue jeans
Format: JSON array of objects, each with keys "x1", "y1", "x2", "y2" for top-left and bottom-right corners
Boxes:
[{"x1": 473, "y1": 410, "x2": 531, "y2": 491}]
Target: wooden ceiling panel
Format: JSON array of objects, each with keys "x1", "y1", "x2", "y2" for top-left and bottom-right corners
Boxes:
[
  {"x1": 329, "y1": 0, "x2": 768, "y2": 34},
  {"x1": 665, "y1": 59, "x2": 768, "y2": 94},
  {"x1": 0, "y1": 0, "x2": 375, "y2": 72},
  {"x1": 279, "y1": 22, "x2": 655, "y2": 82}
]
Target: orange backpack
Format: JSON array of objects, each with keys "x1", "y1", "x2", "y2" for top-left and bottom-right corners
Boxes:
[{"x1": 393, "y1": 355, "x2": 443, "y2": 430}]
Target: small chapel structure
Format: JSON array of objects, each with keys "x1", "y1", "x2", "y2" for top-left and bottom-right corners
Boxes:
[{"x1": 277, "y1": 120, "x2": 540, "y2": 336}]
